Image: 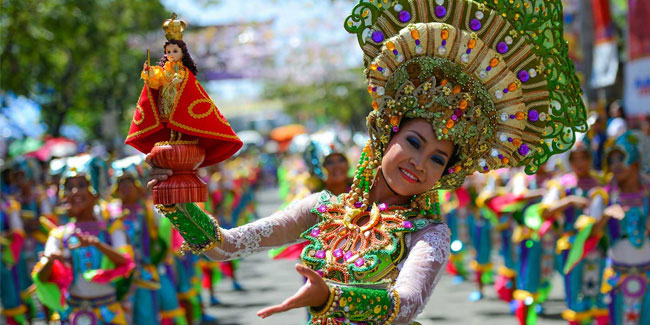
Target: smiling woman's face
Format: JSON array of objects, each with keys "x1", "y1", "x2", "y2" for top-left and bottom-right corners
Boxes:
[
  {"x1": 323, "y1": 153, "x2": 349, "y2": 184},
  {"x1": 380, "y1": 118, "x2": 455, "y2": 197},
  {"x1": 63, "y1": 176, "x2": 96, "y2": 217}
]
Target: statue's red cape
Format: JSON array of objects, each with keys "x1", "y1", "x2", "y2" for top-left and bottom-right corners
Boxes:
[{"x1": 125, "y1": 67, "x2": 242, "y2": 167}]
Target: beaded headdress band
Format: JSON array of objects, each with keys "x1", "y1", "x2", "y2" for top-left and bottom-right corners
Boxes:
[
  {"x1": 343, "y1": 0, "x2": 587, "y2": 215},
  {"x1": 607, "y1": 131, "x2": 640, "y2": 168},
  {"x1": 111, "y1": 155, "x2": 147, "y2": 196},
  {"x1": 60, "y1": 154, "x2": 110, "y2": 198}
]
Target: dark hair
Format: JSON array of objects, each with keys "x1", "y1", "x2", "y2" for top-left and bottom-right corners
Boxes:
[
  {"x1": 441, "y1": 146, "x2": 460, "y2": 176},
  {"x1": 158, "y1": 39, "x2": 198, "y2": 76}
]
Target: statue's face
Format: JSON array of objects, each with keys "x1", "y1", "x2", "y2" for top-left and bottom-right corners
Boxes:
[{"x1": 165, "y1": 44, "x2": 183, "y2": 62}]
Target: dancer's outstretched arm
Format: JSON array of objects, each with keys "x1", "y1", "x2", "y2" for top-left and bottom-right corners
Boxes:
[{"x1": 157, "y1": 191, "x2": 321, "y2": 260}]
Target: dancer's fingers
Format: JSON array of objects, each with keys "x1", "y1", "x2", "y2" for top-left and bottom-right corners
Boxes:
[
  {"x1": 256, "y1": 301, "x2": 292, "y2": 318},
  {"x1": 296, "y1": 264, "x2": 321, "y2": 283}
]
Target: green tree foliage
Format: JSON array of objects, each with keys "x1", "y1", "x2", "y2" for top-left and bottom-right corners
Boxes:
[
  {"x1": 1, "y1": 0, "x2": 168, "y2": 138},
  {"x1": 264, "y1": 70, "x2": 372, "y2": 131}
]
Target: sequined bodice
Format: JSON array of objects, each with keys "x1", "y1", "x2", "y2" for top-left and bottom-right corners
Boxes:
[
  {"x1": 301, "y1": 194, "x2": 444, "y2": 284},
  {"x1": 608, "y1": 186, "x2": 650, "y2": 248}
]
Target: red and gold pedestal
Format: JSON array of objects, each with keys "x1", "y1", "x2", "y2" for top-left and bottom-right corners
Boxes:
[{"x1": 149, "y1": 141, "x2": 207, "y2": 205}]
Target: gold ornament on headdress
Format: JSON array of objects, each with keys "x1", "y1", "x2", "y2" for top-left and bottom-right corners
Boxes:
[{"x1": 162, "y1": 13, "x2": 186, "y2": 41}]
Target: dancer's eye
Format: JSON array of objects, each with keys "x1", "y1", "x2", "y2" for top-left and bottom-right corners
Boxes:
[
  {"x1": 407, "y1": 136, "x2": 420, "y2": 149},
  {"x1": 431, "y1": 155, "x2": 446, "y2": 166}
]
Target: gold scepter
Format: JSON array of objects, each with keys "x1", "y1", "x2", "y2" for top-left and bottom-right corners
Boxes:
[{"x1": 142, "y1": 49, "x2": 151, "y2": 80}]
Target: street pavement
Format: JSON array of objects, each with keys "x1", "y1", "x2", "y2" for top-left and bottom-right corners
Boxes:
[{"x1": 205, "y1": 188, "x2": 567, "y2": 325}]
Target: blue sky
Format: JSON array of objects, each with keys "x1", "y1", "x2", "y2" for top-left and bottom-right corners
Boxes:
[{"x1": 161, "y1": 0, "x2": 363, "y2": 108}]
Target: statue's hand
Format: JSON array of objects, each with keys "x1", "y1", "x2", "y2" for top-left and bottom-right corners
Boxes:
[
  {"x1": 142, "y1": 62, "x2": 155, "y2": 79},
  {"x1": 145, "y1": 154, "x2": 173, "y2": 190}
]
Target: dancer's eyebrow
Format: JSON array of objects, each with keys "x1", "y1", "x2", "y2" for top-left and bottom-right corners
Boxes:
[{"x1": 409, "y1": 130, "x2": 449, "y2": 158}]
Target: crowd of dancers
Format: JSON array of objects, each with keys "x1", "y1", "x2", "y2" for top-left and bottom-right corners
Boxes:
[
  {"x1": 1, "y1": 148, "x2": 261, "y2": 324},
  {"x1": 1, "y1": 122, "x2": 650, "y2": 324},
  {"x1": 264, "y1": 126, "x2": 650, "y2": 325}
]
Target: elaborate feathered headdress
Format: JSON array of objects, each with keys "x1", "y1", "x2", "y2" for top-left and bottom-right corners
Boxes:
[
  {"x1": 59, "y1": 154, "x2": 110, "y2": 198},
  {"x1": 344, "y1": 0, "x2": 587, "y2": 214}
]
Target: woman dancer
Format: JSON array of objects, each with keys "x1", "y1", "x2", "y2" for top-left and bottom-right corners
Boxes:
[
  {"x1": 147, "y1": 0, "x2": 585, "y2": 323},
  {"x1": 598, "y1": 132, "x2": 649, "y2": 324},
  {"x1": 32, "y1": 155, "x2": 134, "y2": 324},
  {"x1": 544, "y1": 138, "x2": 609, "y2": 324}
]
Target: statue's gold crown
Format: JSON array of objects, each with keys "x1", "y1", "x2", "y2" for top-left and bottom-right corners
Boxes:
[{"x1": 162, "y1": 13, "x2": 186, "y2": 41}]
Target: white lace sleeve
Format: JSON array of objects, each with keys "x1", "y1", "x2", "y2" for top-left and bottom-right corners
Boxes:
[
  {"x1": 393, "y1": 223, "x2": 451, "y2": 324},
  {"x1": 204, "y1": 192, "x2": 322, "y2": 261}
]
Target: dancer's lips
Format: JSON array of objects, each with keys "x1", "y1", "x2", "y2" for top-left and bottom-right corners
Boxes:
[
  {"x1": 69, "y1": 196, "x2": 85, "y2": 204},
  {"x1": 399, "y1": 167, "x2": 419, "y2": 183}
]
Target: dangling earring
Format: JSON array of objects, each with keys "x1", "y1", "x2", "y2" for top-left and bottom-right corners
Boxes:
[{"x1": 347, "y1": 141, "x2": 380, "y2": 210}]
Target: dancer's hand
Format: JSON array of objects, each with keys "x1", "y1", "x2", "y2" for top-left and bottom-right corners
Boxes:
[
  {"x1": 257, "y1": 264, "x2": 330, "y2": 319},
  {"x1": 44, "y1": 251, "x2": 65, "y2": 262},
  {"x1": 145, "y1": 154, "x2": 173, "y2": 190},
  {"x1": 570, "y1": 196, "x2": 590, "y2": 209},
  {"x1": 76, "y1": 231, "x2": 100, "y2": 248},
  {"x1": 603, "y1": 204, "x2": 625, "y2": 220}
]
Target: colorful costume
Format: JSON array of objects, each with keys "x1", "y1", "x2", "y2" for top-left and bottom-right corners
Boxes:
[
  {"x1": 270, "y1": 131, "x2": 351, "y2": 261},
  {"x1": 110, "y1": 156, "x2": 185, "y2": 324},
  {"x1": 599, "y1": 132, "x2": 650, "y2": 325},
  {"x1": 0, "y1": 198, "x2": 30, "y2": 324},
  {"x1": 509, "y1": 171, "x2": 555, "y2": 324},
  {"x1": 485, "y1": 172, "x2": 521, "y2": 304},
  {"x1": 549, "y1": 170, "x2": 609, "y2": 324},
  {"x1": 442, "y1": 187, "x2": 471, "y2": 282},
  {"x1": 31, "y1": 155, "x2": 134, "y2": 324},
  {"x1": 2, "y1": 158, "x2": 55, "y2": 323},
  {"x1": 157, "y1": 0, "x2": 585, "y2": 323},
  {"x1": 468, "y1": 173, "x2": 499, "y2": 299}
]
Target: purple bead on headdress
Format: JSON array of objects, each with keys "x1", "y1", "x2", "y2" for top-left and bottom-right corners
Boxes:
[
  {"x1": 371, "y1": 30, "x2": 384, "y2": 43},
  {"x1": 470, "y1": 19, "x2": 481, "y2": 31},
  {"x1": 497, "y1": 42, "x2": 509, "y2": 54},
  {"x1": 518, "y1": 70, "x2": 530, "y2": 82},
  {"x1": 518, "y1": 144, "x2": 530, "y2": 156},
  {"x1": 399, "y1": 10, "x2": 411, "y2": 22},
  {"x1": 435, "y1": 6, "x2": 446, "y2": 18}
]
